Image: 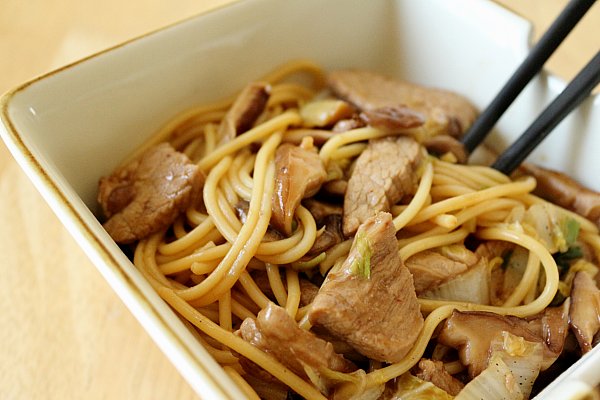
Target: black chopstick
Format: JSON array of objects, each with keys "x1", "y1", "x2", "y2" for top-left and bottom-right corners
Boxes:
[
  {"x1": 461, "y1": 0, "x2": 597, "y2": 153},
  {"x1": 491, "y1": 50, "x2": 600, "y2": 175}
]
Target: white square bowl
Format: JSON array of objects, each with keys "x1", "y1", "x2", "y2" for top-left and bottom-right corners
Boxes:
[{"x1": 1, "y1": 0, "x2": 599, "y2": 398}]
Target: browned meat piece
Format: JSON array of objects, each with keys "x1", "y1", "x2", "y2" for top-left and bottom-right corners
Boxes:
[
  {"x1": 405, "y1": 246, "x2": 478, "y2": 294},
  {"x1": 308, "y1": 212, "x2": 423, "y2": 363},
  {"x1": 239, "y1": 303, "x2": 355, "y2": 378},
  {"x1": 332, "y1": 115, "x2": 365, "y2": 133},
  {"x1": 218, "y1": 82, "x2": 271, "y2": 143},
  {"x1": 323, "y1": 179, "x2": 347, "y2": 197},
  {"x1": 475, "y1": 241, "x2": 517, "y2": 305},
  {"x1": 438, "y1": 306, "x2": 569, "y2": 378},
  {"x1": 328, "y1": 69, "x2": 477, "y2": 137},
  {"x1": 302, "y1": 200, "x2": 345, "y2": 256},
  {"x1": 520, "y1": 163, "x2": 600, "y2": 227},
  {"x1": 98, "y1": 143, "x2": 204, "y2": 243},
  {"x1": 234, "y1": 199, "x2": 250, "y2": 223},
  {"x1": 415, "y1": 359, "x2": 464, "y2": 396},
  {"x1": 303, "y1": 198, "x2": 343, "y2": 223},
  {"x1": 360, "y1": 106, "x2": 425, "y2": 131},
  {"x1": 300, "y1": 99, "x2": 355, "y2": 128},
  {"x1": 299, "y1": 279, "x2": 320, "y2": 306},
  {"x1": 570, "y1": 271, "x2": 600, "y2": 353},
  {"x1": 235, "y1": 200, "x2": 284, "y2": 243},
  {"x1": 306, "y1": 215, "x2": 344, "y2": 256},
  {"x1": 423, "y1": 134, "x2": 468, "y2": 164},
  {"x1": 272, "y1": 144, "x2": 327, "y2": 235},
  {"x1": 343, "y1": 136, "x2": 422, "y2": 236}
]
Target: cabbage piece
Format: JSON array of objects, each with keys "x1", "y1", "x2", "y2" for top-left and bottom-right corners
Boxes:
[
  {"x1": 328, "y1": 368, "x2": 385, "y2": 400},
  {"x1": 454, "y1": 356, "x2": 522, "y2": 400},
  {"x1": 421, "y1": 258, "x2": 490, "y2": 304},
  {"x1": 455, "y1": 331, "x2": 543, "y2": 400},
  {"x1": 521, "y1": 203, "x2": 579, "y2": 253},
  {"x1": 488, "y1": 246, "x2": 530, "y2": 305},
  {"x1": 489, "y1": 332, "x2": 543, "y2": 398},
  {"x1": 388, "y1": 373, "x2": 454, "y2": 400}
]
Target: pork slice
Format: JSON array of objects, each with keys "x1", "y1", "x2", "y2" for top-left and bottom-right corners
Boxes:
[
  {"x1": 308, "y1": 212, "x2": 423, "y2": 363},
  {"x1": 343, "y1": 136, "x2": 422, "y2": 236},
  {"x1": 570, "y1": 271, "x2": 600, "y2": 353},
  {"x1": 218, "y1": 82, "x2": 271, "y2": 143},
  {"x1": 328, "y1": 69, "x2": 477, "y2": 137},
  {"x1": 520, "y1": 163, "x2": 600, "y2": 227},
  {"x1": 239, "y1": 303, "x2": 355, "y2": 378},
  {"x1": 272, "y1": 143, "x2": 327, "y2": 235},
  {"x1": 98, "y1": 143, "x2": 204, "y2": 243},
  {"x1": 415, "y1": 359, "x2": 464, "y2": 396},
  {"x1": 405, "y1": 248, "x2": 473, "y2": 294}
]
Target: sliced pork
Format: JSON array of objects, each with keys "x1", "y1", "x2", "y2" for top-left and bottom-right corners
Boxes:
[
  {"x1": 98, "y1": 143, "x2": 204, "y2": 243},
  {"x1": 239, "y1": 303, "x2": 355, "y2": 378},
  {"x1": 308, "y1": 212, "x2": 423, "y2": 363},
  {"x1": 415, "y1": 359, "x2": 464, "y2": 396},
  {"x1": 327, "y1": 69, "x2": 478, "y2": 137},
  {"x1": 405, "y1": 245, "x2": 478, "y2": 294},
  {"x1": 343, "y1": 136, "x2": 423, "y2": 236}
]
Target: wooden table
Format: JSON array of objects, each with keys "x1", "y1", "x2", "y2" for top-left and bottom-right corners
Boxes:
[{"x1": 0, "y1": 1, "x2": 597, "y2": 398}]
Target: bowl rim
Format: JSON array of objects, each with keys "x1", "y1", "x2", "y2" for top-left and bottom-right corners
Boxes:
[
  {"x1": 0, "y1": 0, "x2": 598, "y2": 398},
  {"x1": 0, "y1": 1, "x2": 248, "y2": 398}
]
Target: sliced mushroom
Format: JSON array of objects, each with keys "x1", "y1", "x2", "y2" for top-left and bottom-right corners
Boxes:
[
  {"x1": 438, "y1": 307, "x2": 568, "y2": 378},
  {"x1": 423, "y1": 134, "x2": 468, "y2": 164},
  {"x1": 360, "y1": 105, "x2": 425, "y2": 132},
  {"x1": 300, "y1": 99, "x2": 355, "y2": 128},
  {"x1": 520, "y1": 163, "x2": 600, "y2": 227},
  {"x1": 570, "y1": 271, "x2": 600, "y2": 353},
  {"x1": 218, "y1": 82, "x2": 271, "y2": 143},
  {"x1": 271, "y1": 143, "x2": 327, "y2": 235}
]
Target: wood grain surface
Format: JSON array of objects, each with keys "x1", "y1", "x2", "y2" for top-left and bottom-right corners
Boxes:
[{"x1": 0, "y1": 1, "x2": 598, "y2": 399}]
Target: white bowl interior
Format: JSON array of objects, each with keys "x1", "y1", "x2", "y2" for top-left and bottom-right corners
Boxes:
[{"x1": 2, "y1": 0, "x2": 599, "y2": 398}]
